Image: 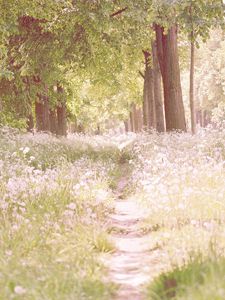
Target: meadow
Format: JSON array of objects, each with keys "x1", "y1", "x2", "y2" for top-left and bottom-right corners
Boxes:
[
  {"x1": 129, "y1": 127, "x2": 225, "y2": 299},
  {"x1": 0, "y1": 126, "x2": 225, "y2": 299},
  {"x1": 0, "y1": 128, "x2": 124, "y2": 300}
]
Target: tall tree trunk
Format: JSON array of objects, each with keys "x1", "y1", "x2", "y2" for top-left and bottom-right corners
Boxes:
[
  {"x1": 143, "y1": 51, "x2": 156, "y2": 130},
  {"x1": 152, "y1": 41, "x2": 165, "y2": 132},
  {"x1": 155, "y1": 24, "x2": 186, "y2": 132},
  {"x1": 143, "y1": 58, "x2": 148, "y2": 129},
  {"x1": 147, "y1": 69, "x2": 156, "y2": 129},
  {"x1": 189, "y1": 34, "x2": 196, "y2": 134},
  {"x1": 57, "y1": 103, "x2": 67, "y2": 136}
]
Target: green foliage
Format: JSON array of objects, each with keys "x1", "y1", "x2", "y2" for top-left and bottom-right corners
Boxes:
[
  {"x1": 0, "y1": 111, "x2": 27, "y2": 129},
  {"x1": 0, "y1": 0, "x2": 224, "y2": 129},
  {"x1": 194, "y1": 29, "x2": 225, "y2": 111},
  {"x1": 0, "y1": 129, "x2": 125, "y2": 170},
  {"x1": 178, "y1": 0, "x2": 224, "y2": 42},
  {"x1": 146, "y1": 254, "x2": 225, "y2": 300}
]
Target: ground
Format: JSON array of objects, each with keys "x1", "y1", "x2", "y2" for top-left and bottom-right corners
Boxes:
[{"x1": 0, "y1": 127, "x2": 225, "y2": 299}]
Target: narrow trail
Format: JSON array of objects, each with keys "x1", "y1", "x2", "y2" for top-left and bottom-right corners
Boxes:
[{"x1": 104, "y1": 165, "x2": 159, "y2": 300}]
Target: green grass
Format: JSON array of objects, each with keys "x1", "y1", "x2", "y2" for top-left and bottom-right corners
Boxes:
[
  {"x1": 0, "y1": 177, "x2": 116, "y2": 299},
  {"x1": 146, "y1": 253, "x2": 225, "y2": 300},
  {"x1": 0, "y1": 129, "x2": 127, "y2": 299},
  {"x1": 0, "y1": 129, "x2": 131, "y2": 170},
  {"x1": 128, "y1": 131, "x2": 225, "y2": 300}
]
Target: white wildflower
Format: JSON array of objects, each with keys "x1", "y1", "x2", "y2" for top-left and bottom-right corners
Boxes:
[
  {"x1": 14, "y1": 285, "x2": 26, "y2": 295},
  {"x1": 67, "y1": 202, "x2": 77, "y2": 210}
]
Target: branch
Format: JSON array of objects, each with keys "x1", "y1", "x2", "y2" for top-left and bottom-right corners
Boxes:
[
  {"x1": 139, "y1": 71, "x2": 145, "y2": 79},
  {"x1": 110, "y1": 7, "x2": 128, "y2": 18}
]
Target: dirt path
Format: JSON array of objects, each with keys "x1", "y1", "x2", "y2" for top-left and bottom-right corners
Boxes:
[{"x1": 104, "y1": 173, "x2": 156, "y2": 300}]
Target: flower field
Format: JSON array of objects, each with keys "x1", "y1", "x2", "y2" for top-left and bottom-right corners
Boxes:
[
  {"x1": 0, "y1": 128, "x2": 126, "y2": 300},
  {"x1": 129, "y1": 128, "x2": 225, "y2": 299},
  {"x1": 1, "y1": 127, "x2": 225, "y2": 299}
]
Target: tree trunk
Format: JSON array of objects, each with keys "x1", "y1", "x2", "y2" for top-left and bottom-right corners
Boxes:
[
  {"x1": 124, "y1": 120, "x2": 129, "y2": 132},
  {"x1": 189, "y1": 36, "x2": 196, "y2": 134},
  {"x1": 137, "y1": 107, "x2": 143, "y2": 131},
  {"x1": 130, "y1": 110, "x2": 134, "y2": 132},
  {"x1": 203, "y1": 111, "x2": 211, "y2": 127},
  {"x1": 35, "y1": 94, "x2": 50, "y2": 132},
  {"x1": 0, "y1": 98, "x2": 3, "y2": 112},
  {"x1": 196, "y1": 110, "x2": 201, "y2": 125},
  {"x1": 35, "y1": 100, "x2": 44, "y2": 131},
  {"x1": 147, "y1": 69, "x2": 156, "y2": 129},
  {"x1": 152, "y1": 41, "x2": 165, "y2": 132},
  {"x1": 132, "y1": 104, "x2": 140, "y2": 132},
  {"x1": 200, "y1": 110, "x2": 204, "y2": 127},
  {"x1": 57, "y1": 103, "x2": 67, "y2": 136},
  {"x1": 143, "y1": 51, "x2": 156, "y2": 130},
  {"x1": 56, "y1": 85, "x2": 67, "y2": 136},
  {"x1": 143, "y1": 57, "x2": 148, "y2": 129},
  {"x1": 49, "y1": 109, "x2": 58, "y2": 134},
  {"x1": 155, "y1": 24, "x2": 186, "y2": 132},
  {"x1": 43, "y1": 96, "x2": 50, "y2": 131}
]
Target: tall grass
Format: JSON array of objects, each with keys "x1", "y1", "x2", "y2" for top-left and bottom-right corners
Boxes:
[
  {"x1": 128, "y1": 128, "x2": 225, "y2": 299},
  {"x1": 146, "y1": 253, "x2": 225, "y2": 300},
  {"x1": 0, "y1": 128, "x2": 123, "y2": 299}
]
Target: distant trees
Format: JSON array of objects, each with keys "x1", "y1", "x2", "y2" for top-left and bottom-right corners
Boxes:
[{"x1": 126, "y1": 0, "x2": 224, "y2": 133}]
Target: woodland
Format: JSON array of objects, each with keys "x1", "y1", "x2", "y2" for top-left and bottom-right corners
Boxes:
[{"x1": 0, "y1": 1, "x2": 225, "y2": 300}]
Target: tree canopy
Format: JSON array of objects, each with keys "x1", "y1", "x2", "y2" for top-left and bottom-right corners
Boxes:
[{"x1": 0, "y1": 0, "x2": 224, "y2": 132}]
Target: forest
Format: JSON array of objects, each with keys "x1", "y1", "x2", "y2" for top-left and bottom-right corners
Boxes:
[{"x1": 0, "y1": 0, "x2": 225, "y2": 299}]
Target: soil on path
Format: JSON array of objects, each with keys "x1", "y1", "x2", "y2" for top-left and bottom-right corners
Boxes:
[{"x1": 104, "y1": 166, "x2": 161, "y2": 300}]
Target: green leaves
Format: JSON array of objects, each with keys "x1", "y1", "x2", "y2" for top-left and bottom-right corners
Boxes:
[{"x1": 0, "y1": 0, "x2": 224, "y2": 130}]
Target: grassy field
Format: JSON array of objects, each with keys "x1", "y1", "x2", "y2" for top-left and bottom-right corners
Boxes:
[
  {"x1": 1, "y1": 126, "x2": 225, "y2": 300},
  {"x1": 128, "y1": 128, "x2": 225, "y2": 300},
  {"x1": 0, "y1": 128, "x2": 128, "y2": 300}
]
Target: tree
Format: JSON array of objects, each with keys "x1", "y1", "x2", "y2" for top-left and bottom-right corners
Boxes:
[
  {"x1": 152, "y1": 40, "x2": 165, "y2": 132},
  {"x1": 1, "y1": 0, "x2": 224, "y2": 133},
  {"x1": 155, "y1": 23, "x2": 187, "y2": 131},
  {"x1": 143, "y1": 50, "x2": 155, "y2": 130},
  {"x1": 179, "y1": 0, "x2": 224, "y2": 132}
]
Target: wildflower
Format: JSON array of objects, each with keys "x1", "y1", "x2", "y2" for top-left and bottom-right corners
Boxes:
[
  {"x1": 67, "y1": 202, "x2": 77, "y2": 210},
  {"x1": 5, "y1": 250, "x2": 12, "y2": 256},
  {"x1": 14, "y1": 285, "x2": 26, "y2": 295}
]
